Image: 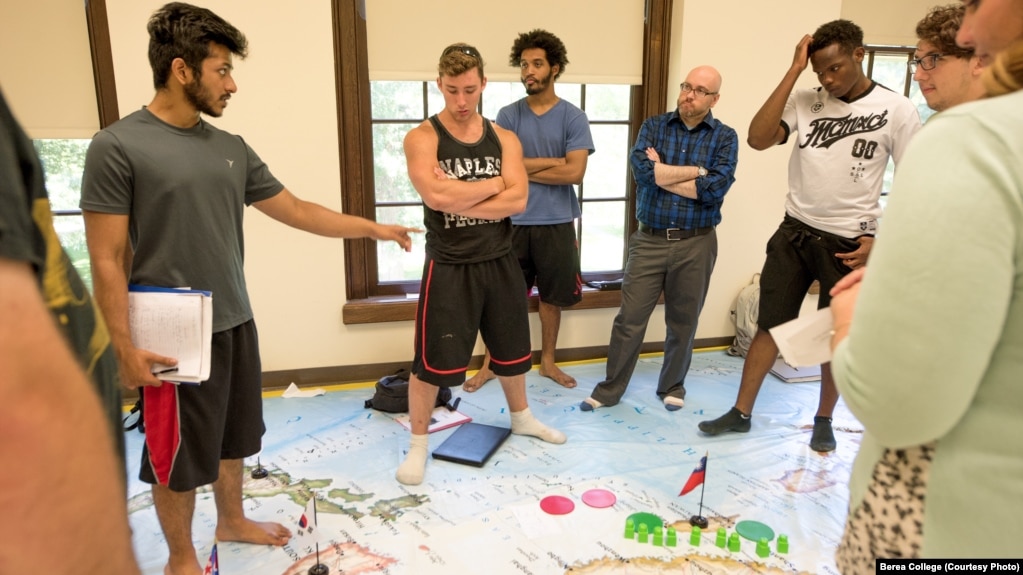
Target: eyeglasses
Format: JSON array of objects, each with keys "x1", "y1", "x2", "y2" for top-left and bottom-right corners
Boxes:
[
  {"x1": 442, "y1": 45, "x2": 482, "y2": 62},
  {"x1": 908, "y1": 53, "x2": 944, "y2": 73},
  {"x1": 680, "y1": 82, "x2": 718, "y2": 98}
]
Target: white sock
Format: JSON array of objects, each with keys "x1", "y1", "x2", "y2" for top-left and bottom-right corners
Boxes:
[
  {"x1": 511, "y1": 407, "x2": 566, "y2": 444},
  {"x1": 396, "y1": 433, "x2": 429, "y2": 485},
  {"x1": 664, "y1": 396, "x2": 685, "y2": 408}
]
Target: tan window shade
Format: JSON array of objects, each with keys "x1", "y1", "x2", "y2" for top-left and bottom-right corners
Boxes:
[
  {"x1": 364, "y1": 0, "x2": 645, "y2": 84},
  {"x1": 0, "y1": 0, "x2": 99, "y2": 139}
]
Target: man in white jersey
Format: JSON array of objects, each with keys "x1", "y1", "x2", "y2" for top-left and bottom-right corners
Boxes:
[{"x1": 698, "y1": 19, "x2": 921, "y2": 451}]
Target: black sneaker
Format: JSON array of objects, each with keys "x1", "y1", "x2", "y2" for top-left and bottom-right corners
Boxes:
[
  {"x1": 810, "y1": 416, "x2": 836, "y2": 452},
  {"x1": 698, "y1": 407, "x2": 751, "y2": 435}
]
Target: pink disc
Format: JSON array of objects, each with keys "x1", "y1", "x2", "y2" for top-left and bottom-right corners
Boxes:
[
  {"x1": 539, "y1": 495, "x2": 575, "y2": 515},
  {"x1": 581, "y1": 489, "x2": 617, "y2": 508}
]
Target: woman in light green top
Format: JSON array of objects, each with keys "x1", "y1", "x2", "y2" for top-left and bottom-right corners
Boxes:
[{"x1": 828, "y1": 1, "x2": 1023, "y2": 570}]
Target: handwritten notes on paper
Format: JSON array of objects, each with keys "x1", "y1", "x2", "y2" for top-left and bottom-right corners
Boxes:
[{"x1": 128, "y1": 286, "x2": 212, "y2": 384}]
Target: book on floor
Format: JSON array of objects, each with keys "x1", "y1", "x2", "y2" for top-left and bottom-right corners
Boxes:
[
  {"x1": 394, "y1": 406, "x2": 471, "y2": 433},
  {"x1": 770, "y1": 357, "x2": 821, "y2": 383},
  {"x1": 431, "y1": 422, "x2": 511, "y2": 467}
]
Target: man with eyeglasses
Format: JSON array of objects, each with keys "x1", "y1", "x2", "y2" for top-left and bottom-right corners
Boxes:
[
  {"x1": 399, "y1": 43, "x2": 566, "y2": 486},
  {"x1": 579, "y1": 66, "x2": 737, "y2": 413},
  {"x1": 698, "y1": 19, "x2": 921, "y2": 451},
  {"x1": 463, "y1": 29, "x2": 594, "y2": 393},
  {"x1": 913, "y1": 4, "x2": 985, "y2": 114}
]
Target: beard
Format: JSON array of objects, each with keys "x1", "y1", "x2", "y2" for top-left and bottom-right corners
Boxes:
[
  {"x1": 522, "y1": 69, "x2": 553, "y2": 95},
  {"x1": 184, "y1": 76, "x2": 222, "y2": 117}
]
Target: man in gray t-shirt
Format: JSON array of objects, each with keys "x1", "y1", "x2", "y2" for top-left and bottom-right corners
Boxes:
[{"x1": 81, "y1": 4, "x2": 417, "y2": 573}]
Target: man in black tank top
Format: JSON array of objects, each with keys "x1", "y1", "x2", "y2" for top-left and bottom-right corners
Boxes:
[{"x1": 396, "y1": 43, "x2": 567, "y2": 486}]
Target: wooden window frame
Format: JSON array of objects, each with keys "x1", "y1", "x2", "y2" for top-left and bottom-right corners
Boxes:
[{"x1": 332, "y1": 0, "x2": 675, "y2": 324}]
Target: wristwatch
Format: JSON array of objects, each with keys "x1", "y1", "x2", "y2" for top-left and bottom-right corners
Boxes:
[{"x1": 697, "y1": 166, "x2": 708, "y2": 178}]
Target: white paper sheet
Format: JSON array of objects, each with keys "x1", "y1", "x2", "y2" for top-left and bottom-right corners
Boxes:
[
  {"x1": 768, "y1": 306, "x2": 834, "y2": 367},
  {"x1": 282, "y1": 382, "x2": 326, "y2": 398}
]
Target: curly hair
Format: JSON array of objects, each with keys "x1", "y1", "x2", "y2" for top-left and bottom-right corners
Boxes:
[
  {"x1": 916, "y1": 4, "x2": 974, "y2": 59},
  {"x1": 809, "y1": 19, "x2": 863, "y2": 57},
  {"x1": 147, "y1": 2, "x2": 248, "y2": 90},
  {"x1": 437, "y1": 43, "x2": 485, "y2": 79},
  {"x1": 508, "y1": 29, "x2": 569, "y2": 80},
  {"x1": 984, "y1": 40, "x2": 1023, "y2": 96}
]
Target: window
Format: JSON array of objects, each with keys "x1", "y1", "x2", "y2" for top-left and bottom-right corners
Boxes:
[
  {"x1": 863, "y1": 45, "x2": 935, "y2": 208},
  {"x1": 369, "y1": 80, "x2": 633, "y2": 295},
  {"x1": 33, "y1": 139, "x2": 93, "y2": 287},
  {"x1": 334, "y1": 0, "x2": 672, "y2": 323}
]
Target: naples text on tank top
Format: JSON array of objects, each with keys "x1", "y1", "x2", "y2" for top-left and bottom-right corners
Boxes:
[{"x1": 424, "y1": 115, "x2": 512, "y2": 264}]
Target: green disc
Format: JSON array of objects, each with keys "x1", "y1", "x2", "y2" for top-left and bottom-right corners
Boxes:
[
  {"x1": 626, "y1": 512, "x2": 664, "y2": 533},
  {"x1": 735, "y1": 520, "x2": 775, "y2": 542}
]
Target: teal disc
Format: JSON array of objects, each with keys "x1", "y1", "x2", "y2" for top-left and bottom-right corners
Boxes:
[{"x1": 735, "y1": 520, "x2": 775, "y2": 542}]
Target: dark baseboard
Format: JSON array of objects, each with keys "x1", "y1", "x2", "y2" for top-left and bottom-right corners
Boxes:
[
  {"x1": 122, "y1": 336, "x2": 735, "y2": 402},
  {"x1": 259, "y1": 335, "x2": 734, "y2": 390}
]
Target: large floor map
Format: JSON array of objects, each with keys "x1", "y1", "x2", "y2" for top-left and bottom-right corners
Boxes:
[{"x1": 126, "y1": 350, "x2": 861, "y2": 574}]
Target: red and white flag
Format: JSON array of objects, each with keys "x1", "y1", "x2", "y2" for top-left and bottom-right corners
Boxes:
[{"x1": 679, "y1": 453, "x2": 707, "y2": 496}]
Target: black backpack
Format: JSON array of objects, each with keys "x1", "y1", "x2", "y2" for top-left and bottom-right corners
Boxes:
[{"x1": 364, "y1": 368, "x2": 453, "y2": 413}]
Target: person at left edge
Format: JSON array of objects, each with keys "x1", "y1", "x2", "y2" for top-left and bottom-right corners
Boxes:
[
  {"x1": 80, "y1": 4, "x2": 419, "y2": 575},
  {"x1": 580, "y1": 66, "x2": 738, "y2": 413}
]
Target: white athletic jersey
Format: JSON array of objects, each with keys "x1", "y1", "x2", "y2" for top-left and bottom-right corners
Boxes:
[{"x1": 780, "y1": 83, "x2": 921, "y2": 238}]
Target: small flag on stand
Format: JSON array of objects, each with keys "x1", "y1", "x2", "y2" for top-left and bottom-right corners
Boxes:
[
  {"x1": 679, "y1": 453, "x2": 707, "y2": 496},
  {"x1": 202, "y1": 540, "x2": 218, "y2": 575},
  {"x1": 299, "y1": 495, "x2": 317, "y2": 533}
]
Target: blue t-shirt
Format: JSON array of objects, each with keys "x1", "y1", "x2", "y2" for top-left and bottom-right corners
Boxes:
[{"x1": 496, "y1": 98, "x2": 594, "y2": 225}]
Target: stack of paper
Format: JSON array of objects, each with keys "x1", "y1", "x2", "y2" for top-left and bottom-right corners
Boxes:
[
  {"x1": 394, "y1": 406, "x2": 471, "y2": 433},
  {"x1": 128, "y1": 285, "x2": 212, "y2": 384}
]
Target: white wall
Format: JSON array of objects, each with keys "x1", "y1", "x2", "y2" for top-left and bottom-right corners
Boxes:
[{"x1": 101, "y1": 0, "x2": 929, "y2": 373}]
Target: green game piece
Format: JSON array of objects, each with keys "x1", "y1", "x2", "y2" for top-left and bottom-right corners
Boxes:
[
  {"x1": 653, "y1": 525, "x2": 663, "y2": 546},
  {"x1": 728, "y1": 532, "x2": 740, "y2": 552},
  {"x1": 624, "y1": 518, "x2": 635, "y2": 539},
  {"x1": 777, "y1": 534, "x2": 789, "y2": 554},
  {"x1": 756, "y1": 537, "x2": 770, "y2": 558},
  {"x1": 715, "y1": 527, "x2": 727, "y2": 548},
  {"x1": 689, "y1": 525, "x2": 701, "y2": 546},
  {"x1": 637, "y1": 523, "x2": 649, "y2": 543},
  {"x1": 666, "y1": 526, "x2": 677, "y2": 547},
  {"x1": 735, "y1": 520, "x2": 776, "y2": 542}
]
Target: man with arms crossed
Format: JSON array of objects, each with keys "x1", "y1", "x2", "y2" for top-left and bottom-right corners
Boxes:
[
  {"x1": 580, "y1": 66, "x2": 738, "y2": 412},
  {"x1": 463, "y1": 29, "x2": 594, "y2": 392},
  {"x1": 698, "y1": 20, "x2": 921, "y2": 451},
  {"x1": 81, "y1": 4, "x2": 417, "y2": 574},
  {"x1": 398, "y1": 43, "x2": 566, "y2": 486}
]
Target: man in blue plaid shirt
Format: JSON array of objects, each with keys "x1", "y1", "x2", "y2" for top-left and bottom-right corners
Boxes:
[{"x1": 581, "y1": 65, "x2": 738, "y2": 412}]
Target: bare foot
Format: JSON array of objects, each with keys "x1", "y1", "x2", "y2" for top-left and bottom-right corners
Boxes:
[
  {"x1": 539, "y1": 364, "x2": 577, "y2": 388},
  {"x1": 463, "y1": 368, "x2": 495, "y2": 392},
  {"x1": 216, "y1": 518, "x2": 292, "y2": 547}
]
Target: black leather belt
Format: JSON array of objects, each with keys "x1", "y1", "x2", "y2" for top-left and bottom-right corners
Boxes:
[{"x1": 638, "y1": 223, "x2": 714, "y2": 241}]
